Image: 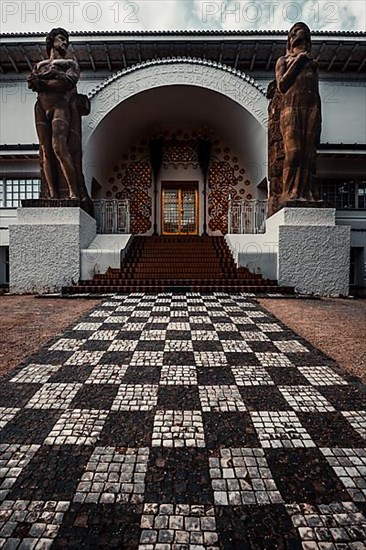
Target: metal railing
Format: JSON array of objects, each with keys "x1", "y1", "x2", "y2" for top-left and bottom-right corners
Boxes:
[
  {"x1": 228, "y1": 197, "x2": 268, "y2": 234},
  {"x1": 93, "y1": 199, "x2": 130, "y2": 234}
]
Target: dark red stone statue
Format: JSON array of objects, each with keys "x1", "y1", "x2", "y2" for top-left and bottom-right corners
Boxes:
[
  {"x1": 269, "y1": 22, "x2": 322, "y2": 212},
  {"x1": 27, "y1": 28, "x2": 92, "y2": 209}
]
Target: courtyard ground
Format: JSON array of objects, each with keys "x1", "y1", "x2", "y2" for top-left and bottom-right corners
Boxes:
[
  {"x1": 259, "y1": 297, "x2": 366, "y2": 384},
  {"x1": 0, "y1": 292, "x2": 365, "y2": 548},
  {"x1": 0, "y1": 296, "x2": 99, "y2": 376},
  {"x1": 0, "y1": 295, "x2": 364, "y2": 382}
]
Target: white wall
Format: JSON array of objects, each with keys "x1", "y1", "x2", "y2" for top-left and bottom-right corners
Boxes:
[
  {"x1": 0, "y1": 207, "x2": 17, "y2": 246},
  {"x1": 2, "y1": 74, "x2": 364, "y2": 149},
  {"x1": 257, "y1": 77, "x2": 366, "y2": 145}
]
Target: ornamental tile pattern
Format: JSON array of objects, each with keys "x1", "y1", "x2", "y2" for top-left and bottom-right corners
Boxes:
[{"x1": 0, "y1": 292, "x2": 365, "y2": 548}]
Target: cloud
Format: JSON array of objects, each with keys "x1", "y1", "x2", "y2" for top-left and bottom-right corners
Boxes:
[{"x1": 1, "y1": 0, "x2": 365, "y2": 33}]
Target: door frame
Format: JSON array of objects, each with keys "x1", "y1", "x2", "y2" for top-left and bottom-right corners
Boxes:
[{"x1": 161, "y1": 181, "x2": 199, "y2": 236}]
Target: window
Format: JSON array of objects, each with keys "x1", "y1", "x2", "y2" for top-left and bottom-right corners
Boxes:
[
  {"x1": 0, "y1": 178, "x2": 40, "y2": 207},
  {"x1": 317, "y1": 179, "x2": 366, "y2": 210}
]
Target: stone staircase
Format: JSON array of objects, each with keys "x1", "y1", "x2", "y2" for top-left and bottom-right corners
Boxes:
[{"x1": 62, "y1": 235, "x2": 294, "y2": 294}]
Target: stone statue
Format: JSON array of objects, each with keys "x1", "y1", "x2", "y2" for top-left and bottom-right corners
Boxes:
[
  {"x1": 274, "y1": 22, "x2": 321, "y2": 204},
  {"x1": 27, "y1": 28, "x2": 91, "y2": 207},
  {"x1": 267, "y1": 80, "x2": 285, "y2": 217}
]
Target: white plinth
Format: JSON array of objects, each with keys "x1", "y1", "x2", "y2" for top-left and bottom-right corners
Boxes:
[
  {"x1": 226, "y1": 207, "x2": 351, "y2": 296},
  {"x1": 81, "y1": 234, "x2": 132, "y2": 280},
  {"x1": 9, "y1": 207, "x2": 96, "y2": 294}
]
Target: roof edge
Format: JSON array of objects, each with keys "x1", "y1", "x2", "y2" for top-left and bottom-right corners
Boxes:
[{"x1": 1, "y1": 29, "x2": 366, "y2": 39}]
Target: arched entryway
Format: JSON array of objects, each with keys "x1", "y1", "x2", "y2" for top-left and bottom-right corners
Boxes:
[{"x1": 83, "y1": 59, "x2": 268, "y2": 235}]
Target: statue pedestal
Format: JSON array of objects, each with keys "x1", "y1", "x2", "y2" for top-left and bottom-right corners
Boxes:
[
  {"x1": 9, "y1": 207, "x2": 96, "y2": 294},
  {"x1": 226, "y1": 207, "x2": 351, "y2": 296}
]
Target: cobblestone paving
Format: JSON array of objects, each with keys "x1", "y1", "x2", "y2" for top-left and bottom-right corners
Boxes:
[{"x1": 0, "y1": 292, "x2": 365, "y2": 549}]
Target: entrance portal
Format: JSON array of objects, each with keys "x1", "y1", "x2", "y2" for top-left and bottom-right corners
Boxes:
[{"x1": 161, "y1": 182, "x2": 199, "y2": 235}]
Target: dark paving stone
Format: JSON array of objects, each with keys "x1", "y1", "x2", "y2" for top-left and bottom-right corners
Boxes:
[
  {"x1": 266, "y1": 367, "x2": 310, "y2": 385},
  {"x1": 225, "y1": 352, "x2": 260, "y2": 366},
  {"x1": 196, "y1": 367, "x2": 236, "y2": 386},
  {"x1": 266, "y1": 448, "x2": 350, "y2": 504},
  {"x1": 80, "y1": 340, "x2": 111, "y2": 351},
  {"x1": 64, "y1": 330, "x2": 95, "y2": 340},
  {"x1": 320, "y1": 385, "x2": 366, "y2": 410},
  {"x1": 53, "y1": 502, "x2": 142, "y2": 549},
  {"x1": 163, "y1": 351, "x2": 196, "y2": 365},
  {"x1": 147, "y1": 323, "x2": 169, "y2": 330},
  {"x1": 135, "y1": 340, "x2": 165, "y2": 351},
  {"x1": 157, "y1": 385, "x2": 200, "y2": 409},
  {"x1": 210, "y1": 316, "x2": 232, "y2": 323},
  {"x1": 48, "y1": 365, "x2": 93, "y2": 383},
  {"x1": 23, "y1": 350, "x2": 73, "y2": 366},
  {"x1": 285, "y1": 352, "x2": 335, "y2": 367},
  {"x1": 246, "y1": 341, "x2": 280, "y2": 353},
  {"x1": 0, "y1": 409, "x2": 61, "y2": 444},
  {"x1": 117, "y1": 331, "x2": 142, "y2": 341},
  {"x1": 203, "y1": 412, "x2": 260, "y2": 449},
  {"x1": 215, "y1": 504, "x2": 301, "y2": 550},
  {"x1": 235, "y1": 325, "x2": 259, "y2": 332},
  {"x1": 239, "y1": 386, "x2": 292, "y2": 411},
  {"x1": 99, "y1": 351, "x2": 134, "y2": 364},
  {"x1": 145, "y1": 448, "x2": 213, "y2": 504},
  {"x1": 190, "y1": 324, "x2": 215, "y2": 331},
  {"x1": 98, "y1": 411, "x2": 154, "y2": 447},
  {"x1": 0, "y1": 383, "x2": 41, "y2": 407},
  {"x1": 8, "y1": 445, "x2": 93, "y2": 501},
  {"x1": 216, "y1": 331, "x2": 242, "y2": 341},
  {"x1": 123, "y1": 366, "x2": 161, "y2": 385},
  {"x1": 165, "y1": 330, "x2": 191, "y2": 340},
  {"x1": 297, "y1": 411, "x2": 366, "y2": 447},
  {"x1": 70, "y1": 384, "x2": 118, "y2": 410},
  {"x1": 192, "y1": 341, "x2": 224, "y2": 352}
]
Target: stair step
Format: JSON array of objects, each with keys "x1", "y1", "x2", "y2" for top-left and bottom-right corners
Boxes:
[{"x1": 63, "y1": 235, "x2": 295, "y2": 295}]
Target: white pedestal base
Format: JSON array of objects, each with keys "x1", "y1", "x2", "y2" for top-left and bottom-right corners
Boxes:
[
  {"x1": 226, "y1": 208, "x2": 351, "y2": 296},
  {"x1": 9, "y1": 207, "x2": 96, "y2": 294}
]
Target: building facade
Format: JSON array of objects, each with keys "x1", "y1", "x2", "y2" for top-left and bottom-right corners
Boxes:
[{"x1": 0, "y1": 30, "x2": 365, "y2": 292}]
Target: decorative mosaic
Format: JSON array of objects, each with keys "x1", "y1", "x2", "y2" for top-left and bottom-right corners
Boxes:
[
  {"x1": 251, "y1": 411, "x2": 315, "y2": 448},
  {"x1": 44, "y1": 409, "x2": 108, "y2": 445},
  {"x1": 100, "y1": 130, "x2": 253, "y2": 236},
  {"x1": 139, "y1": 503, "x2": 218, "y2": 548},
  {"x1": 152, "y1": 410, "x2": 205, "y2": 448},
  {"x1": 341, "y1": 411, "x2": 366, "y2": 439},
  {"x1": 279, "y1": 386, "x2": 336, "y2": 412},
  {"x1": 321, "y1": 448, "x2": 366, "y2": 501},
  {"x1": 209, "y1": 448, "x2": 283, "y2": 505},
  {"x1": 74, "y1": 447, "x2": 149, "y2": 504},
  {"x1": 111, "y1": 385, "x2": 159, "y2": 411},
  {"x1": 10, "y1": 364, "x2": 60, "y2": 384},
  {"x1": 0, "y1": 293, "x2": 365, "y2": 547},
  {"x1": 287, "y1": 502, "x2": 366, "y2": 548},
  {"x1": 298, "y1": 366, "x2": 349, "y2": 386}
]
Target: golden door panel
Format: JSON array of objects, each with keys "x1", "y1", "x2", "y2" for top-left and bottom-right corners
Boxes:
[{"x1": 162, "y1": 185, "x2": 198, "y2": 235}]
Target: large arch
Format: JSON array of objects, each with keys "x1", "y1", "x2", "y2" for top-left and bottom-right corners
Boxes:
[{"x1": 83, "y1": 58, "x2": 269, "y2": 188}]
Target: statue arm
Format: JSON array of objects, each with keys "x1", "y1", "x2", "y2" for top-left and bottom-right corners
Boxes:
[
  {"x1": 29, "y1": 60, "x2": 80, "y2": 92},
  {"x1": 276, "y1": 54, "x2": 307, "y2": 94}
]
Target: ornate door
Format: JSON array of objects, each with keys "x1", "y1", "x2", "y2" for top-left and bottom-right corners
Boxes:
[{"x1": 162, "y1": 184, "x2": 198, "y2": 235}]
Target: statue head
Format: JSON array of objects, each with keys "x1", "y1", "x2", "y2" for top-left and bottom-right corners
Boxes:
[
  {"x1": 286, "y1": 22, "x2": 311, "y2": 54},
  {"x1": 46, "y1": 27, "x2": 70, "y2": 57}
]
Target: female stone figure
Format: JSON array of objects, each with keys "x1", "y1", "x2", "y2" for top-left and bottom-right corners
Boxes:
[
  {"x1": 275, "y1": 22, "x2": 321, "y2": 202},
  {"x1": 27, "y1": 28, "x2": 90, "y2": 202}
]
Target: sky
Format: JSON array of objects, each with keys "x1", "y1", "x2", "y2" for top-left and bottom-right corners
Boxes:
[{"x1": 1, "y1": 0, "x2": 365, "y2": 34}]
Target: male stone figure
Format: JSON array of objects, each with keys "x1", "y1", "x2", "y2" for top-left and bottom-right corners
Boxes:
[
  {"x1": 27, "y1": 28, "x2": 91, "y2": 205},
  {"x1": 271, "y1": 22, "x2": 321, "y2": 206}
]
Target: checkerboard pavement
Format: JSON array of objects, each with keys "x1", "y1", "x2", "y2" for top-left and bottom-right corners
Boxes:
[{"x1": 0, "y1": 293, "x2": 365, "y2": 549}]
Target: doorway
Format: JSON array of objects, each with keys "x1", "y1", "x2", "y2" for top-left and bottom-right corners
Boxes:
[{"x1": 161, "y1": 182, "x2": 199, "y2": 235}]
